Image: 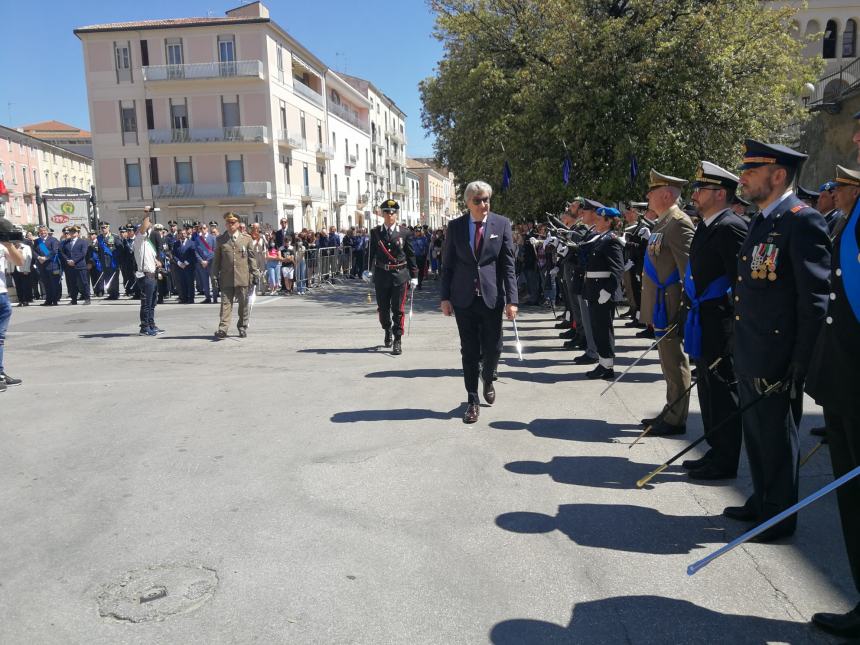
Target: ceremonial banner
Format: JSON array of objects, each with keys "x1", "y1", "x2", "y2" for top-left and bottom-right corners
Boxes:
[{"x1": 46, "y1": 198, "x2": 90, "y2": 231}]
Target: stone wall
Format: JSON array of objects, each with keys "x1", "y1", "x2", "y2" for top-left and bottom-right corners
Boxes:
[{"x1": 799, "y1": 91, "x2": 860, "y2": 186}]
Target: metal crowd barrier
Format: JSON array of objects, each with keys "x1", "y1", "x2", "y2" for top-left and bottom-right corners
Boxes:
[{"x1": 298, "y1": 247, "x2": 354, "y2": 289}]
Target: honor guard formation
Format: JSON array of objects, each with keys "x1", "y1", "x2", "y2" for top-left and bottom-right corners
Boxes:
[{"x1": 1, "y1": 122, "x2": 859, "y2": 639}]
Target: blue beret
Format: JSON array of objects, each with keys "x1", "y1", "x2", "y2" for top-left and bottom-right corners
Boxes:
[
  {"x1": 819, "y1": 180, "x2": 837, "y2": 192},
  {"x1": 597, "y1": 207, "x2": 621, "y2": 218}
]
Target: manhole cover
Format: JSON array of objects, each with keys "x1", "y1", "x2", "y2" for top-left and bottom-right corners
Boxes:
[{"x1": 97, "y1": 563, "x2": 218, "y2": 623}]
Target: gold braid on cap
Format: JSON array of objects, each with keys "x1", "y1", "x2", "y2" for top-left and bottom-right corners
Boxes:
[{"x1": 223, "y1": 211, "x2": 239, "y2": 223}]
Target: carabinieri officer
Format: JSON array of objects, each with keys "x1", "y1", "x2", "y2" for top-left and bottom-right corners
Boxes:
[
  {"x1": 681, "y1": 161, "x2": 748, "y2": 481},
  {"x1": 724, "y1": 139, "x2": 831, "y2": 542},
  {"x1": 367, "y1": 199, "x2": 417, "y2": 355},
  {"x1": 583, "y1": 206, "x2": 625, "y2": 380}
]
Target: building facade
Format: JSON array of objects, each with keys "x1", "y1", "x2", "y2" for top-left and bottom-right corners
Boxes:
[
  {"x1": 74, "y1": 1, "x2": 408, "y2": 231},
  {"x1": 406, "y1": 158, "x2": 457, "y2": 230},
  {"x1": 0, "y1": 124, "x2": 94, "y2": 226},
  {"x1": 21, "y1": 121, "x2": 94, "y2": 159}
]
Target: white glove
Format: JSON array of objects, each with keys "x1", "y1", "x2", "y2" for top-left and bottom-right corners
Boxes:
[
  {"x1": 598, "y1": 289, "x2": 611, "y2": 304},
  {"x1": 638, "y1": 228, "x2": 651, "y2": 240},
  {"x1": 543, "y1": 235, "x2": 556, "y2": 248},
  {"x1": 410, "y1": 278, "x2": 418, "y2": 288},
  {"x1": 624, "y1": 260, "x2": 634, "y2": 271},
  {"x1": 530, "y1": 237, "x2": 541, "y2": 247},
  {"x1": 549, "y1": 267, "x2": 560, "y2": 278}
]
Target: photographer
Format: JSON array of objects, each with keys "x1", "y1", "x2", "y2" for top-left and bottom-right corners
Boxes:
[{"x1": 0, "y1": 217, "x2": 25, "y2": 391}]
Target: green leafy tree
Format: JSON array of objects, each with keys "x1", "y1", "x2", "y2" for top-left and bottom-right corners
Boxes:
[{"x1": 420, "y1": 0, "x2": 821, "y2": 219}]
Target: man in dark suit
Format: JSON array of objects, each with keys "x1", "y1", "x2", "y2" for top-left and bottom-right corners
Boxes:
[
  {"x1": 724, "y1": 140, "x2": 831, "y2": 542},
  {"x1": 806, "y1": 163, "x2": 860, "y2": 639},
  {"x1": 59, "y1": 226, "x2": 92, "y2": 305},
  {"x1": 441, "y1": 180, "x2": 518, "y2": 424},
  {"x1": 33, "y1": 226, "x2": 61, "y2": 306},
  {"x1": 367, "y1": 199, "x2": 417, "y2": 355},
  {"x1": 172, "y1": 225, "x2": 197, "y2": 304},
  {"x1": 681, "y1": 161, "x2": 749, "y2": 481}
]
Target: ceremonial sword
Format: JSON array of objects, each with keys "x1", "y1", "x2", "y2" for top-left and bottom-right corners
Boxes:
[
  {"x1": 635, "y1": 381, "x2": 783, "y2": 488},
  {"x1": 688, "y1": 464, "x2": 860, "y2": 576},
  {"x1": 512, "y1": 318, "x2": 523, "y2": 361},
  {"x1": 628, "y1": 356, "x2": 723, "y2": 449},
  {"x1": 600, "y1": 323, "x2": 678, "y2": 396},
  {"x1": 407, "y1": 283, "x2": 415, "y2": 336}
]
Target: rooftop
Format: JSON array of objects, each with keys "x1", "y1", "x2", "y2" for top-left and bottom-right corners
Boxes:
[
  {"x1": 74, "y1": 15, "x2": 267, "y2": 35},
  {"x1": 21, "y1": 121, "x2": 91, "y2": 140}
]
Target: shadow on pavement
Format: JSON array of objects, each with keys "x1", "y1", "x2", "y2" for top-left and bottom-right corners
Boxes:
[
  {"x1": 365, "y1": 368, "x2": 462, "y2": 379},
  {"x1": 331, "y1": 407, "x2": 462, "y2": 423},
  {"x1": 489, "y1": 595, "x2": 821, "y2": 645},
  {"x1": 490, "y1": 418, "x2": 636, "y2": 443},
  {"x1": 495, "y1": 503, "x2": 726, "y2": 554},
  {"x1": 505, "y1": 456, "x2": 685, "y2": 490},
  {"x1": 299, "y1": 346, "x2": 381, "y2": 354}
]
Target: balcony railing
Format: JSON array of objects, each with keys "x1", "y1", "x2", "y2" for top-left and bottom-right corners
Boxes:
[
  {"x1": 371, "y1": 137, "x2": 384, "y2": 149},
  {"x1": 301, "y1": 186, "x2": 324, "y2": 201},
  {"x1": 327, "y1": 102, "x2": 370, "y2": 133},
  {"x1": 294, "y1": 81, "x2": 324, "y2": 106},
  {"x1": 357, "y1": 192, "x2": 370, "y2": 205},
  {"x1": 148, "y1": 126, "x2": 268, "y2": 145},
  {"x1": 315, "y1": 144, "x2": 335, "y2": 160},
  {"x1": 393, "y1": 184, "x2": 408, "y2": 194},
  {"x1": 153, "y1": 181, "x2": 272, "y2": 200},
  {"x1": 389, "y1": 156, "x2": 405, "y2": 167},
  {"x1": 334, "y1": 190, "x2": 348, "y2": 204},
  {"x1": 345, "y1": 154, "x2": 357, "y2": 168},
  {"x1": 278, "y1": 131, "x2": 305, "y2": 149},
  {"x1": 805, "y1": 56, "x2": 860, "y2": 112},
  {"x1": 142, "y1": 60, "x2": 263, "y2": 82},
  {"x1": 387, "y1": 127, "x2": 405, "y2": 143}
]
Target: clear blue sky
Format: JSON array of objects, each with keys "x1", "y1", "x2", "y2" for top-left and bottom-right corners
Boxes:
[{"x1": 0, "y1": 0, "x2": 442, "y2": 157}]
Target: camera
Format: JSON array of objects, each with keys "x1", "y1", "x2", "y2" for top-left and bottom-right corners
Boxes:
[{"x1": 0, "y1": 218, "x2": 25, "y2": 242}]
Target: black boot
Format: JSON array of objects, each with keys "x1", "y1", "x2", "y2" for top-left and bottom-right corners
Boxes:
[
  {"x1": 384, "y1": 330, "x2": 392, "y2": 347},
  {"x1": 392, "y1": 337, "x2": 402, "y2": 355}
]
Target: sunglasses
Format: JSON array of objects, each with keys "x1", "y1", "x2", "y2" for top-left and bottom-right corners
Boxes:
[{"x1": 472, "y1": 197, "x2": 490, "y2": 204}]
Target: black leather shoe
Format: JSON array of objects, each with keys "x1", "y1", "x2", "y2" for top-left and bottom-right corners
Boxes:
[
  {"x1": 214, "y1": 330, "x2": 227, "y2": 339},
  {"x1": 238, "y1": 328, "x2": 247, "y2": 338},
  {"x1": 811, "y1": 607, "x2": 860, "y2": 638},
  {"x1": 563, "y1": 339, "x2": 580, "y2": 349},
  {"x1": 392, "y1": 338, "x2": 402, "y2": 355},
  {"x1": 483, "y1": 378, "x2": 496, "y2": 405},
  {"x1": 554, "y1": 321, "x2": 569, "y2": 329},
  {"x1": 624, "y1": 319, "x2": 642, "y2": 328},
  {"x1": 463, "y1": 403, "x2": 480, "y2": 424},
  {"x1": 573, "y1": 353, "x2": 598, "y2": 365},
  {"x1": 586, "y1": 365, "x2": 614, "y2": 380},
  {"x1": 636, "y1": 328, "x2": 655, "y2": 339},
  {"x1": 682, "y1": 456, "x2": 711, "y2": 470},
  {"x1": 688, "y1": 463, "x2": 737, "y2": 481},
  {"x1": 647, "y1": 420, "x2": 686, "y2": 436},
  {"x1": 641, "y1": 416, "x2": 658, "y2": 427},
  {"x1": 723, "y1": 504, "x2": 757, "y2": 522},
  {"x1": 810, "y1": 426, "x2": 826, "y2": 437},
  {"x1": 559, "y1": 329, "x2": 576, "y2": 339},
  {"x1": 384, "y1": 330, "x2": 392, "y2": 347}
]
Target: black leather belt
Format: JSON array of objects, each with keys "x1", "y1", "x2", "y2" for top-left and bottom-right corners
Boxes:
[{"x1": 377, "y1": 262, "x2": 406, "y2": 270}]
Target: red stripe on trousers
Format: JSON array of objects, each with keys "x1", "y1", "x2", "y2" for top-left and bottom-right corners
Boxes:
[{"x1": 398, "y1": 284, "x2": 408, "y2": 334}]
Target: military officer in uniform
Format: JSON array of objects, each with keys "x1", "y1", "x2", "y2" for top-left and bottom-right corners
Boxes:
[
  {"x1": 723, "y1": 139, "x2": 831, "y2": 542},
  {"x1": 212, "y1": 213, "x2": 259, "y2": 339},
  {"x1": 367, "y1": 199, "x2": 417, "y2": 356},
  {"x1": 797, "y1": 185, "x2": 820, "y2": 209},
  {"x1": 806, "y1": 163, "x2": 860, "y2": 639},
  {"x1": 96, "y1": 222, "x2": 121, "y2": 300},
  {"x1": 640, "y1": 169, "x2": 695, "y2": 435},
  {"x1": 681, "y1": 161, "x2": 748, "y2": 480},
  {"x1": 583, "y1": 207, "x2": 625, "y2": 379},
  {"x1": 816, "y1": 180, "x2": 843, "y2": 237},
  {"x1": 570, "y1": 199, "x2": 603, "y2": 364},
  {"x1": 621, "y1": 201, "x2": 652, "y2": 328}
]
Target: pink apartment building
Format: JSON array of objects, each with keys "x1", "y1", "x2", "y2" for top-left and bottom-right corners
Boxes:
[{"x1": 74, "y1": 1, "x2": 409, "y2": 231}]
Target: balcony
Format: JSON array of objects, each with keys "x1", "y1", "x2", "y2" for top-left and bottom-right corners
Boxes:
[
  {"x1": 293, "y1": 81, "x2": 324, "y2": 107},
  {"x1": 387, "y1": 127, "x2": 405, "y2": 144},
  {"x1": 278, "y1": 131, "x2": 305, "y2": 150},
  {"x1": 315, "y1": 144, "x2": 335, "y2": 160},
  {"x1": 345, "y1": 154, "x2": 357, "y2": 168},
  {"x1": 153, "y1": 181, "x2": 272, "y2": 201},
  {"x1": 301, "y1": 186, "x2": 324, "y2": 202},
  {"x1": 142, "y1": 60, "x2": 264, "y2": 82},
  {"x1": 388, "y1": 156, "x2": 405, "y2": 168},
  {"x1": 357, "y1": 192, "x2": 370, "y2": 206},
  {"x1": 148, "y1": 126, "x2": 268, "y2": 145},
  {"x1": 393, "y1": 184, "x2": 408, "y2": 195},
  {"x1": 334, "y1": 191, "x2": 348, "y2": 205},
  {"x1": 371, "y1": 137, "x2": 384, "y2": 150},
  {"x1": 327, "y1": 102, "x2": 370, "y2": 133}
]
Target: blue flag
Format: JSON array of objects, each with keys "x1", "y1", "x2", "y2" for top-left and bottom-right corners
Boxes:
[
  {"x1": 502, "y1": 160, "x2": 512, "y2": 191},
  {"x1": 562, "y1": 156, "x2": 572, "y2": 185},
  {"x1": 629, "y1": 154, "x2": 639, "y2": 185}
]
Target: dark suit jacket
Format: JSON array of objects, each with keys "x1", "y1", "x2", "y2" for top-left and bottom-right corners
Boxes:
[
  {"x1": 734, "y1": 194, "x2": 831, "y2": 380},
  {"x1": 172, "y1": 239, "x2": 197, "y2": 268},
  {"x1": 441, "y1": 212, "x2": 517, "y2": 310},
  {"x1": 681, "y1": 209, "x2": 748, "y2": 361},
  {"x1": 60, "y1": 237, "x2": 90, "y2": 269}
]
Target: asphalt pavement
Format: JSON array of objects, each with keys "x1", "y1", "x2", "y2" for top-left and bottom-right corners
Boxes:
[{"x1": 0, "y1": 281, "x2": 853, "y2": 644}]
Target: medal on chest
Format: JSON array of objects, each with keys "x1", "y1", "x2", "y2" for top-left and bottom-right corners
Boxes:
[
  {"x1": 648, "y1": 232, "x2": 663, "y2": 256},
  {"x1": 751, "y1": 243, "x2": 779, "y2": 281}
]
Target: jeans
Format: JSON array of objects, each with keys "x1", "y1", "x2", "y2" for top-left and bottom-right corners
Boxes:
[
  {"x1": 139, "y1": 275, "x2": 157, "y2": 330},
  {"x1": 296, "y1": 260, "x2": 307, "y2": 293},
  {"x1": 266, "y1": 260, "x2": 280, "y2": 289},
  {"x1": 0, "y1": 293, "x2": 11, "y2": 373}
]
